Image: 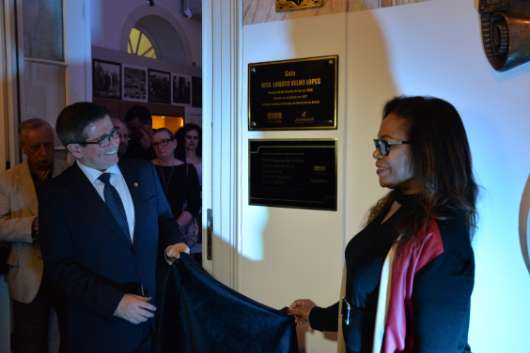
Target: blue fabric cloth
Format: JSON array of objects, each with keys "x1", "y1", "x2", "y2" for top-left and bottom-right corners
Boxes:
[{"x1": 157, "y1": 254, "x2": 298, "y2": 353}]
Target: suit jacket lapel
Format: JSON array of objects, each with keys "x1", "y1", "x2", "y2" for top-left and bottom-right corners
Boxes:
[
  {"x1": 67, "y1": 164, "x2": 133, "y2": 248},
  {"x1": 17, "y1": 160, "x2": 67, "y2": 216},
  {"x1": 17, "y1": 162, "x2": 38, "y2": 215},
  {"x1": 119, "y1": 162, "x2": 142, "y2": 245},
  {"x1": 52, "y1": 159, "x2": 67, "y2": 178}
]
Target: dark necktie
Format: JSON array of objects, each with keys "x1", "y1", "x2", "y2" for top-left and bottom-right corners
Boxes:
[{"x1": 99, "y1": 173, "x2": 130, "y2": 240}]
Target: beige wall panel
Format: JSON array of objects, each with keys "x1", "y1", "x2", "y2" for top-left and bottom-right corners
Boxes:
[{"x1": 242, "y1": 12, "x2": 348, "y2": 352}]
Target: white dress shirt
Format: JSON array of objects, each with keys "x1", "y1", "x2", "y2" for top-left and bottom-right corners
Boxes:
[{"x1": 77, "y1": 161, "x2": 135, "y2": 241}]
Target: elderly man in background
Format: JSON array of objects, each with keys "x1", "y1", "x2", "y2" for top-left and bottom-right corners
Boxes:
[{"x1": 0, "y1": 118, "x2": 66, "y2": 353}]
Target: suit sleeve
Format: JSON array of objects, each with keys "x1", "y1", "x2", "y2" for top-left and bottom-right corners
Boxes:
[
  {"x1": 39, "y1": 184, "x2": 124, "y2": 319},
  {"x1": 411, "y1": 222, "x2": 474, "y2": 353},
  {"x1": 0, "y1": 173, "x2": 34, "y2": 243},
  {"x1": 309, "y1": 302, "x2": 339, "y2": 331},
  {"x1": 149, "y1": 164, "x2": 183, "y2": 248}
]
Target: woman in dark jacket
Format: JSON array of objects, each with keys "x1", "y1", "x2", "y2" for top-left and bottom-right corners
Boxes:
[
  {"x1": 289, "y1": 96, "x2": 478, "y2": 353},
  {"x1": 152, "y1": 128, "x2": 201, "y2": 247}
]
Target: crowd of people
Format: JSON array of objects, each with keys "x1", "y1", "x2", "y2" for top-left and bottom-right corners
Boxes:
[{"x1": 0, "y1": 96, "x2": 477, "y2": 353}]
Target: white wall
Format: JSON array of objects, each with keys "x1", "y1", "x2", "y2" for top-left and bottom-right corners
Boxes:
[
  {"x1": 89, "y1": 0, "x2": 201, "y2": 65},
  {"x1": 241, "y1": 0, "x2": 530, "y2": 352},
  {"x1": 89, "y1": 0, "x2": 202, "y2": 122},
  {"x1": 241, "y1": 14, "x2": 347, "y2": 353}
]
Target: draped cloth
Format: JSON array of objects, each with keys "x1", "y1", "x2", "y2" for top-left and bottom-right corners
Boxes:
[{"x1": 157, "y1": 254, "x2": 298, "y2": 353}]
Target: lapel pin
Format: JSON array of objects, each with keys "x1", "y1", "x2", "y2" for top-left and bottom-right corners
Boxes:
[{"x1": 133, "y1": 182, "x2": 139, "y2": 188}]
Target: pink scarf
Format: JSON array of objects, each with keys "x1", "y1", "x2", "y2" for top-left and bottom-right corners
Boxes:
[{"x1": 380, "y1": 220, "x2": 444, "y2": 353}]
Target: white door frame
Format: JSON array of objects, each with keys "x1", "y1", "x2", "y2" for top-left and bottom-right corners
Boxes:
[
  {"x1": 64, "y1": 0, "x2": 91, "y2": 104},
  {"x1": 201, "y1": 0, "x2": 242, "y2": 288},
  {"x1": 0, "y1": 0, "x2": 20, "y2": 171},
  {"x1": 0, "y1": 0, "x2": 7, "y2": 171}
]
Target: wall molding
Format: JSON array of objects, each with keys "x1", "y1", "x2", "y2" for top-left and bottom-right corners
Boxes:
[{"x1": 201, "y1": 0, "x2": 242, "y2": 288}]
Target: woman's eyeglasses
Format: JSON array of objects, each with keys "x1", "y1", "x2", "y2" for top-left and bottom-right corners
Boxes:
[
  {"x1": 373, "y1": 138, "x2": 410, "y2": 156},
  {"x1": 152, "y1": 138, "x2": 174, "y2": 147}
]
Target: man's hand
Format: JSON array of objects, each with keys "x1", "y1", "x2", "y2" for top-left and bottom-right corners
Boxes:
[
  {"x1": 113, "y1": 294, "x2": 156, "y2": 324},
  {"x1": 164, "y1": 242, "x2": 190, "y2": 264}
]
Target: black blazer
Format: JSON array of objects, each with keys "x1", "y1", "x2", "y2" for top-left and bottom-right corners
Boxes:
[{"x1": 40, "y1": 159, "x2": 180, "y2": 353}]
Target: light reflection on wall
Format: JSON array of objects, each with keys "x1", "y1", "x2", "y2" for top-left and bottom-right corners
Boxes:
[
  {"x1": 370, "y1": 1, "x2": 530, "y2": 350},
  {"x1": 520, "y1": 175, "x2": 530, "y2": 274},
  {"x1": 240, "y1": 206, "x2": 268, "y2": 261}
]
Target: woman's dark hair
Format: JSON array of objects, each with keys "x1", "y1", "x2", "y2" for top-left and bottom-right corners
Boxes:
[
  {"x1": 175, "y1": 123, "x2": 202, "y2": 160},
  {"x1": 124, "y1": 105, "x2": 152, "y2": 125},
  {"x1": 153, "y1": 128, "x2": 174, "y2": 140},
  {"x1": 56, "y1": 102, "x2": 109, "y2": 146},
  {"x1": 368, "y1": 96, "x2": 478, "y2": 241}
]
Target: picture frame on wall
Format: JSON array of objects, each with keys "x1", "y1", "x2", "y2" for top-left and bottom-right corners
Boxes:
[
  {"x1": 192, "y1": 76, "x2": 202, "y2": 108},
  {"x1": 93, "y1": 59, "x2": 121, "y2": 99},
  {"x1": 148, "y1": 69, "x2": 171, "y2": 104},
  {"x1": 122, "y1": 65, "x2": 147, "y2": 102},
  {"x1": 172, "y1": 74, "x2": 191, "y2": 105}
]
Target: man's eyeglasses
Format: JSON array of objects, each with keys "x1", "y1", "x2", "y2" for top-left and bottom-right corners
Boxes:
[
  {"x1": 373, "y1": 138, "x2": 410, "y2": 156},
  {"x1": 28, "y1": 142, "x2": 54, "y2": 152},
  {"x1": 152, "y1": 138, "x2": 174, "y2": 147},
  {"x1": 81, "y1": 127, "x2": 119, "y2": 148}
]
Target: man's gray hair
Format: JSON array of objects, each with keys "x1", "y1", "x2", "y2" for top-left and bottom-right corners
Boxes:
[{"x1": 18, "y1": 118, "x2": 53, "y2": 143}]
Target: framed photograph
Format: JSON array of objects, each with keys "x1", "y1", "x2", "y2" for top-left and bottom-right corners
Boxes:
[
  {"x1": 148, "y1": 69, "x2": 171, "y2": 104},
  {"x1": 191, "y1": 76, "x2": 202, "y2": 108},
  {"x1": 172, "y1": 74, "x2": 191, "y2": 105},
  {"x1": 122, "y1": 65, "x2": 147, "y2": 102},
  {"x1": 93, "y1": 59, "x2": 121, "y2": 99}
]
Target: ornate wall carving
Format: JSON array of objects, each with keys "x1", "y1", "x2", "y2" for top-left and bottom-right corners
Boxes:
[{"x1": 244, "y1": 0, "x2": 430, "y2": 25}]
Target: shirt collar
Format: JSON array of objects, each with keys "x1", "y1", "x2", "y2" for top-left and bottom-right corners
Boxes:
[{"x1": 76, "y1": 160, "x2": 123, "y2": 184}]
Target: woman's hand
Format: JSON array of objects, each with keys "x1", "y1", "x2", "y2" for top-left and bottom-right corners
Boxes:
[
  {"x1": 288, "y1": 299, "x2": 316, "y2": 324},
  {"x1": 164, "y1": 242, "x2": 190, "y2": 264}
]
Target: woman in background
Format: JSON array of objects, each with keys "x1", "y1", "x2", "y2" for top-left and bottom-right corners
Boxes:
[
  {"x1": 176, "y1": 123, "x2": 202, "y2": 186},
  {"x1": 152, "y1": 128, "x2": 201, "y2": 247},
  {"x1": 289, "y1": 96, "x2": 478, "y2": 353}
]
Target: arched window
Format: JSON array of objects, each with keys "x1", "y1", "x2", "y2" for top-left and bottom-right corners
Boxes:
[{"x1": 128, "y1": 27, "x2": 157, "y2": 59}]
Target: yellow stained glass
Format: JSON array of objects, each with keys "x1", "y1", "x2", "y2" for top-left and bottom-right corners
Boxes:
[{"x1": 128, "y1": 27, "x2": 157, "y2": 59}]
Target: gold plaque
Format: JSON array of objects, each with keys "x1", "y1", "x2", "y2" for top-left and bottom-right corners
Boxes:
[{"x1": 276, "y1": 0, "x2": 324, "y2": 12}]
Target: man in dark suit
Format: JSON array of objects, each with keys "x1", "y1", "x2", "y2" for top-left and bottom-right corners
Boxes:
[{"x1": 40, "y1": 102, "x2": 188, "y2": 353}]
